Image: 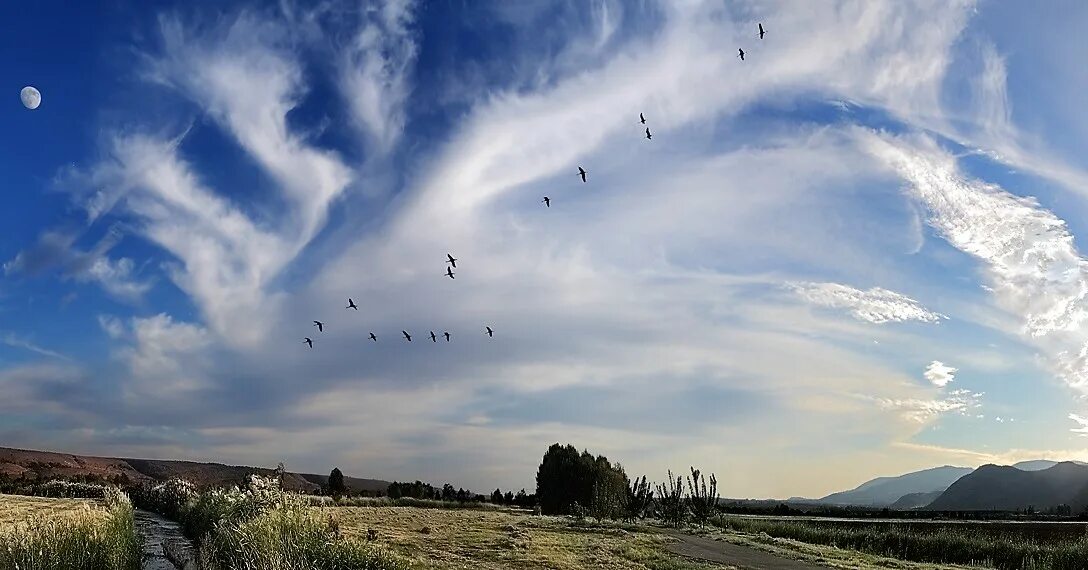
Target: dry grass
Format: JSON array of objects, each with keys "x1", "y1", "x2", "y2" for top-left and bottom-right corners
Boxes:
[
  {"x1": 0, "y1": 492, "x2": 109, "y2": 527},
  {"x1": 329, "y1": 506, "x2": 724, "y2": 570}
]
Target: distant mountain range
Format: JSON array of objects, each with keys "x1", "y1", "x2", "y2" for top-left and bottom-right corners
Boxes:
[
  {"x1": 809, "y1": 459, "x2": 1088, "y2": 511},
  {"x1": 926, "y1": 462, "x2": 1088, "y2": 511},
  {"x1": 815, "y1": 465, "x2": 973, "y2": 507},
  {"x1": 0, "y1": 446, "x2": 389, "y2": 494}
]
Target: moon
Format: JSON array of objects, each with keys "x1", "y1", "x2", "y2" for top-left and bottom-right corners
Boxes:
[{"x1": 20, "y1": 86, "x2": 41, "y2": 110}]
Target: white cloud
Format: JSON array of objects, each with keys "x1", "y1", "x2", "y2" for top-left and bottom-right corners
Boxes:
[
  {"x1": 924, "y1": 360, "x2": 957, "y2": 387},
  {"x1": 873, "y1": 389, "x2": 982, "y2": 423},
  {"x1": 339, "y1": 0, "x2": 418, "y2": 154},
  {"x1": 117, "y1": 314, "x2": 211, "y2": 403},
  {"x1": 788, "y1": 282, "x2": 946, "y2": 324},
  {"x1": 863, "y1": 131, "x2": 1088, "y2": 395},
  {"x1": 1070, "y1": 413, "x2": 1088, "y2": 437},
  {"x1": 97, "y1": 315, "x2": 125, "y2": 339}
]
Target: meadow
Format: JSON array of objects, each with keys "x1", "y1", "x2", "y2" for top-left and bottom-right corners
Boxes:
[
  {"x1": 712, "y1": 515, "x2": 1088, "y2": 570},
  {"x1": 0, "y1": 490, "x2": 142, "y2": 570},
  {"x1": 328, "y1": 505, "x2": 718, "y2": 570}
]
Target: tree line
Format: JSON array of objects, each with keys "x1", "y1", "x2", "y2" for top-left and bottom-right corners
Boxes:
[{"x1": 534, "y1": 442, "x2": 721, "y2": 526}]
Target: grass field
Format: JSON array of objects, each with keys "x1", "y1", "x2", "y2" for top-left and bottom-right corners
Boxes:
[
  {"x1": 0, "y1": 490, "x2": 141, "y2": 570},
  {"x1": 712, "y1": 515, "x2": 1088, "y2": 570},
  {"x1": 0, "y1": 493, "x2": 109, "y2": 526},
  {"x1": 330, "y1": 506, "x2": 723, "y2": 570}
]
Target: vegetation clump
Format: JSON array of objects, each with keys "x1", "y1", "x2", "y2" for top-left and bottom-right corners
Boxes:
[{"x1": 0, "y1": 486, "x2": 142, "y2": 570}]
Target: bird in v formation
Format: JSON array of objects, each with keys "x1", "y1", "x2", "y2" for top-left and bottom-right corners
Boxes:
[{"x1": 304, "y1": 22, "x2": 767, "y2": 350}]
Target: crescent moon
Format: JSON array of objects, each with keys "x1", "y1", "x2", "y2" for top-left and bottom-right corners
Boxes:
[{"x1": 20, "y1": 86, "x2": 41, "y2": 110}]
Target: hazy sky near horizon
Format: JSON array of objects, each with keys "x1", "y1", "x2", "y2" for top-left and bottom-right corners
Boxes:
[{"x1": 4, "y1": 0, "x2": 1088, "y2": 498}]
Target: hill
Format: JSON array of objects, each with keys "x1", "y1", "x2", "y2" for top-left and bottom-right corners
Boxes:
[
  {"x1": 817, "y1": 465, "x2": 973, "y2": 507},
  {"x1": 1012, "y1": 459, "x2": 1088, "y2": 471},
  {"x1": 926, "y1": 462, "x2": 1088, "y2": 511},
  {"x1": 0, "y1": 446, "x2": 389, "y2": 493},
  {"x1": 888, "y1": 490, "x2": 943, "y2": 510}
]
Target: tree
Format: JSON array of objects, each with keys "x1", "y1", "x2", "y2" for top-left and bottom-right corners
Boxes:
[
  {"x1": 328, "y1": 468, "x2": 347, "y2": 498},
  {"x1": 590, "y1": 469, "x2": 627, "y2": 522},
  {"x1": 624, "y1": 475, "x2": 653, "y2": 521},
  {"x1": 504, "y1": 491, "x2": 514, "y2": 505},
  {"x1": 442, "y1": 484, "x2": 456, "y2": 501},
  {"x1": 655, "y1": 470, "x2": 687, "y2": 527},
  {"x1": 536, "y1": 443, "x2": 629, "y2": 516},
  {"x1": 456, "y1": 488, "x2": 468, "y2": 503},
  {"x1": 491, "y1": 488, "x2": 504, "y2": 504},
  {"x1": 686, "y1": 467, "x2": 719, "y2": 527}
]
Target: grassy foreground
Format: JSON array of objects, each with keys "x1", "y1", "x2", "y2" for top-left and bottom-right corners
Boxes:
[
  {"x1": 712, "y1": 515, "x2": 1088, "y2": 570},
  {"x1": 0, "y1": 489, "x2": 142, "y2": 570},
  {"x1": 329, "y1": 505, "x2": 720, "y2": 570}
]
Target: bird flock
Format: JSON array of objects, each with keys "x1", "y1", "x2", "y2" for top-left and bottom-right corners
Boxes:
[{"x1": 302, "y1": 21, "x2": 767, "y2": 350}]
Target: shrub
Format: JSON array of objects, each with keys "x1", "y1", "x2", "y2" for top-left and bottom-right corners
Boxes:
[
  {"x1": 686, "y1": 467, "x2": 719, "y2": 527},
  {"x1": 655, "y1": 470, "x2": 687, "y2": 527}
]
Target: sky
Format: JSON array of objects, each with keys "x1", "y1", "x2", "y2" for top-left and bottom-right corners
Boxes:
[{"x1": 3, "y1": 0, "x2": 1088, "y2": 499}]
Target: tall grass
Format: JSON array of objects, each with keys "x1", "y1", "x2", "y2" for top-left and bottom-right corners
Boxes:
[
  {"x1": 713, "y1": 515, "x2": 1088, "y2": 570},
  {"x1": 135, "y1": 475, "x2": 408, "y2": 570},
  {"x1": 0, "y1": 487, "x2": 142, "y2": 570}
]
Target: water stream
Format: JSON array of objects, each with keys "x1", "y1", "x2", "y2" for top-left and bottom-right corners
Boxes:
[{"x1": 134, "y1": 509, "x2": 199, "y2": 570}]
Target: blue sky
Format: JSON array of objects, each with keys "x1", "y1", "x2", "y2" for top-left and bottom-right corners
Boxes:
[{"x1": 4, "y1": 0, "x2": 1088, "y2": 498}]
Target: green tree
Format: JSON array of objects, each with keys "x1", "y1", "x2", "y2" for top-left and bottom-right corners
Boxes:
[
  {"x1": 491, "y1": 488, "x2": 503, "y2": 503},
  {"x1": 656, "y1": 470, "x2": 687, "y2": 527},
  {"x1": 328, "y1": 467, "x2": 347, "y2": 498},
  {"x1": 624, "y1": 475, "x2": 653, "y2": 521},
  {"x1": 686, "y1": 466, "x2": 719, "y2": 527}
]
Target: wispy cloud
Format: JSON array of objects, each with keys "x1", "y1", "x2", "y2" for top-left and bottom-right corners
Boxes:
[
  {"x1": 873, "y1": 389, "x2": 982, "y2": 423},
  {"x1": 924, "y1": 360, "x2": 957, "y2": 387},
  {"x1": 338, "y1": 0, "x2": 418, "y2": 154},
  {"x1": 863, "y1": 131, "x2": 1088, "y2": 395},
  {"x1": 2, "y1": 334, "x2": 70, "y2": 361},
  {"x1": 788, "y1": 282, "x2": 947, "y2": 324},
  {"x1": 1070, "y1": 414, "x2": 1088, "y2": 437}
]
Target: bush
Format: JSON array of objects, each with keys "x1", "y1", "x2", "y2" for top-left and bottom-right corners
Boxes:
[
  {"x1": 135, "y1": 474, "x2": 409, "y2": 570},
  {"x1": 655, "y1": 470, "x2": 687, "y2": 527}
]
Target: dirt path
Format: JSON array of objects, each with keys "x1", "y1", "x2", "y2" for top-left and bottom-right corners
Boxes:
[{"x1": 663, "y1": 530, "x2": 828, "y2": 569}]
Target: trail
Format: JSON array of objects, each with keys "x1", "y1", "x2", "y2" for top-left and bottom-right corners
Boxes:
[
  {"x1": 134, "y1": 509, "x2": 198, "y2": 570},
  {"x1": 663, "y1": 529, "x2": 828, "y2": 569}
]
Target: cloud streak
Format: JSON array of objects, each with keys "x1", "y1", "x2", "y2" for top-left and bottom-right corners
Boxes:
[{"x1": 788, "y1": 282, "x2": 947, "y2": 324}]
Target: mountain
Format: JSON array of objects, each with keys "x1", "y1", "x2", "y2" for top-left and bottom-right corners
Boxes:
[
  {"x1": 0, "y1": 446, "x2": 389, "y2": 493},
  {"x1": 818, "y1": 465, "x2": 973, "y2": 507},
  {"x1": 926, "y1": 462, "x2": 1088, "y2": 511},
  {"x1": 889, "y1": 490, "x2": 943, "y2": 510},
  {"x1": 1013, "y1": 460, "x2": 1088, "y2": 471}
]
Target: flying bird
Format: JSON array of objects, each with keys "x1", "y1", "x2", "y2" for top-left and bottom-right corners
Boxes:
[
  {"x1": 447, "y1": 253, "x2": 457, "y2": 268},
  {"x1": 758, "y1": 23, "x2": 765, "y2": 39},
  {"x1": 313, "y1": 320, "x2": 324, "y2": 332},
  {"x1": 304, "y1": 337, "x2": 313, "y2": 348},
  {"x1": 542, "y1": 196, "x2": 550, "y2": 207},
  {"x1": 738, "y1": 48, "x2": 745, "y2": 61},
  {"x1": 402, "y1": 330, "x2": 412, "y2": 342},
  {"x1": 645, "y1": 127, "x2": 652, "y2": 140},
  {"x1": 485, "y1": 326, "x2": 494, "y2": 338},
  {"x1": 443, "y1": 331, "x2": 450, "y2": 342},
  {"x1": 639, "y1": 112, "x2": 646, "y2": 124},
  {"x1": 578, "y1": 166, "x2": 587, "y2": 183},
  {"x1": 446, "y1": 267, "x2": 455, "y2": 279},
  {"x1": 430, "y1": 331, "x2": 437, "y2": 342},
  {"x1": 369, "y1": 332, "x2": 377, "y2": 342},
  {"x1": 346, "y1": 298, "x2": 358, "y2": 310}
]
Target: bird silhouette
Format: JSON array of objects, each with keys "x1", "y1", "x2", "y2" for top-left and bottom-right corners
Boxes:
[
  {"x1": 346, "y1": 298, "x2": 358, "y2": 310},
  {"x1": 313, "y1": 320, "x2": 324, "y2": 332},
  {"x1": 640, "y1": 112, "x2": 646, "y2": 125},
  {"x1": 446, "y1": 266, "x2": 455, "y2": 279},
  {"x1": 485, "y1": 326, "x2": 494, "y2": 338},
  {"x1": 758, "y1": 23, "x2": 765, "y2": 40},
  {"x1": 542, "y1": 196, "x2": 550, "y2": 207},
  {"x1": 402, "y1": 330, "x2": 412, "y2": 342},
  {"x1": 369, "y1": 332, "x2": 377, "y2": 342},
  {"x1": 430, "y1": 331, "x2": 437, "y2": 342},
  {"x1": 447, "y1": 253, "x2": 457, "y2": 268},
  {"x1": 578, "y1": 166, "x2": 587, "y2": 183},
  {"x1": 304, "y1": 337, "x2": 313, "y2": 348},
  {"x1": 443, "y1": 331, "x2": 450, "y2": 342},
  {"x1": 738, "y1": 48, "x2": 745, "y2": 61},
  {"x1": 645, "y1": 127, "x2": 652, "y2": 140}
]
